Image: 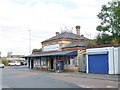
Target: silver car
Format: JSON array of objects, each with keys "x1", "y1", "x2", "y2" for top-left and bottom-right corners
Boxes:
[{"x1": 0, "y1": 63, "x2": 5, "y2": 68}]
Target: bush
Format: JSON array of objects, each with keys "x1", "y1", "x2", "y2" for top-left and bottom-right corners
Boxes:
[{"x1": 2, "y1": 60, "x2": 9, "y2": 66}]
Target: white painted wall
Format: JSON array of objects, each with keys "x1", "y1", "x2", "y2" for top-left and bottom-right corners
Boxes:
[
  {"x1": 118, "y1": 47, "x2": 120, "y2": 74},
  {"x1": 29, "y1": 60, "x2": 31, "y2": 69},
  {"x1": 86, "y1": 47, "x2": 109, "y2": 54},
  {"x1": 108, "y1": 47, "x2": 114, "y2": 74},
  {"x1": 33, "y1": 60, "x2": 36, "y2": 67},
  {"x1": 0, "y1": 64, "x2": 2, "y2": 90},
  {"x1": 114, "y1": 47, "x2": 120, "y2": 74},
  {"x1": 86, "y1": 55, "x2": 89, "y2": 73}
]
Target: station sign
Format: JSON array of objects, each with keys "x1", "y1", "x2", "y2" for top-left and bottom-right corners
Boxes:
[{"x1": 43, "y1": 44, "x2": 60, "y2": 52}]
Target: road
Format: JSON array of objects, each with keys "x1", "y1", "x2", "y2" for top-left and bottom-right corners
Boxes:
[
  {"x1": 1, "y1": 66, "x2": 80, "y2": 88},
  {"x1": 1, "y1": 66, "x2": 119, "y2": 89}
]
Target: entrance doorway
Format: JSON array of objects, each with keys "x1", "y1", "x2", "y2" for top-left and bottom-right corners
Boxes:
[
  {"x1": 51, "y1": 58, "x2": 54, "y2": 70},
  {"x1": 31, "y1": 60, "x2": 34, "y2": 69}
]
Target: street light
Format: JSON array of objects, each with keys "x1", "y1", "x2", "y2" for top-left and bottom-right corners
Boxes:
[{"x1": 28, "y1": 30, "x2": 31, "y2": 54}]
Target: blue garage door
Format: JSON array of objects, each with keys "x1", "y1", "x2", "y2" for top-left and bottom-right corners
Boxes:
[{"x1": 88, "y1": 54, "x2": 108, "y2": 74}]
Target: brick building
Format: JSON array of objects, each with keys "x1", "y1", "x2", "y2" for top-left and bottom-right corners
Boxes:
[{"x1": 25, "y1": 25, "x2": 89, "y2": 72}]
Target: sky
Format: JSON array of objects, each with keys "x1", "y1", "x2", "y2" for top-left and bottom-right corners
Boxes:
[{"x1": 0, "y1": 0, "x2": 112, "y2": 57}]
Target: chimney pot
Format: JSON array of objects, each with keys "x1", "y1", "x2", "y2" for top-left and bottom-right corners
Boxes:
[
  {"x1": 56, "y1": 32, "x2": 60, "y2": 35},
  {"x1": 75, "y1": 25, "x2": 80, "y2": 29},
  {"x1": 75, "y1": 25, "x2": 80, "y2": 39}
]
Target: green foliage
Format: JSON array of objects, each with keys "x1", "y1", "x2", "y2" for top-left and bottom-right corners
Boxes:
[
  {"x1": 96, "y1": 33, "x2": 113, "y2": 45},
  {"x1": 96, "y1": 1, "x2": 120, "y2": 45},
  {"x1": 85, "y1": 40, "x2": 96, "y2": 46},
  {"x1": 2, "y1": 59, "x2": 9, "y2": 66},
  {"x1": 112, "y1": 37, "x2": 120, "y2": 46},
  {"x1": 32, "y1": 48, "x2": 42, "y2": 52}
]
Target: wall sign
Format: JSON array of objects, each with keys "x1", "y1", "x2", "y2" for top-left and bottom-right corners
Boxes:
[{"x1": 43, "y1": 44, "x2": 60, "y2": 52}]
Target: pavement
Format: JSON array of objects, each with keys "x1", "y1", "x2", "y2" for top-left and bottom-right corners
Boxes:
[
  {"x1": 14, "y1": 67, "x2": 120, "y2": 82},
  {"x1": 25, "y1": 66, "x2": 119, "y2": 88},
  {"x1": 48, "y1": 72, "x2": 119, "y2": 88},
  {"x1": 55, "y1": 72, "x2": 119, "y2": 81},
  {"x1": 31, "y1": 66, "x2": 119, "y2": 82}
]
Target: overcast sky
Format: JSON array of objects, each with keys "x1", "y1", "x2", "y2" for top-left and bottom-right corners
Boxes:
[{"x1": 0, "y1": 0, "x2": 111, "y2": 57}]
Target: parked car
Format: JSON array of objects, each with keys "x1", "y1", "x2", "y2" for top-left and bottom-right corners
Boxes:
[
  {"x1": 0, "y1": 63, "x2": 5, "y2": 68},
  {"x1": 20, "y1": 61, "x2": 27, "y2": 65},
  {"x1": 8, "y1": 61, "x2": 21, "y2": 66}
]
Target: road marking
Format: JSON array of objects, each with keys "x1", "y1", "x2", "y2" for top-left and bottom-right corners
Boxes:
[
  {"x1": 50, "y1": 73, "x2": 70, "y2": 76},
  {"x1": 76, "y1": 84, "x2": 92, "y2": 88},
  {"x1": 106, "y1": 86, "x2": 113, "y2": 88},
  {"x1": 61, "y1": 74, "x2": 70, "y2": 76}
]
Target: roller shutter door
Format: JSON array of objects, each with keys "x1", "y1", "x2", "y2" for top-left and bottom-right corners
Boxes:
[{"x1": 88, "y1": 54, "x2": 108, "y2": 74}]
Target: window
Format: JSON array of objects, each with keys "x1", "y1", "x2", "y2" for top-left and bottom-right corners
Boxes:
[
  {"x1": 69, "y1": 56, "x2": 76, "y2": 66},
  {"x1": 70, "y1": 59, "x2": 75, "y2": 66}
]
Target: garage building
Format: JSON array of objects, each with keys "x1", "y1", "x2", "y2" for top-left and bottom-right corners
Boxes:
[{"x1": 86, "y1": 46, "x2": 120, "y2": 74}]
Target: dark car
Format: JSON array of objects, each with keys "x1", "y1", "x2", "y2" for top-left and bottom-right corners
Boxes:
[{"x1": 20, "y1": 61, "x2": 27, "y2": 65}]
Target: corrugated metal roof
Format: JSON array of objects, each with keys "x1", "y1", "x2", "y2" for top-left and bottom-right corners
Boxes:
[{"x1": 25, "y1": 50, "x2": 77, "y2": 58}]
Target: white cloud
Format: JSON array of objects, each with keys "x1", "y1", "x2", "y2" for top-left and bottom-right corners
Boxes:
[{"x1": 0, "y1": 0, "x2": 111, "y2": 56}]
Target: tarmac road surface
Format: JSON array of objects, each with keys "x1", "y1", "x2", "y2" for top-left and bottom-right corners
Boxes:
[
  {"x1": 1, "y1": 66, "x2": 80, "y2": 88},
  {"x1": 1, "y1": 66, "x2": 119, "y2": 89}
]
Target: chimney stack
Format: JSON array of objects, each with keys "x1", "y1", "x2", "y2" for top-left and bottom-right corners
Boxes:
[
  {"x1": 75, "y1": 25, "x2": 80, "y2": 39},
  {"x1": 56, "y1": 32, "x2": 60, "y2": 35}
]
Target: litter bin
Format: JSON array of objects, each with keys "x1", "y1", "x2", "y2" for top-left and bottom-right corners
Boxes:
[{"x1": 60, "y1": 61, "x2": 64, "y2": 72}]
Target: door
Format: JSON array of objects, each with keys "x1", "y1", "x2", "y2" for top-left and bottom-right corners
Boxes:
[
  {"x1": 60, "y1": 61, "x2": 64, "y2": 71},
  {"x1": 88, "y1": 54, "x2": 108, "y2": 74},
  {"x1": 31, "y1": 60, "x2": 34, "y2": 69},
  {"x1": 51, "y1": 59, "x2": 54, "y2": 69}
]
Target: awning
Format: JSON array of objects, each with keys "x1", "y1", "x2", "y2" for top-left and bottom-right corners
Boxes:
[{"x1": 24, "y1": 50, "x2": 77, "y2": 58}]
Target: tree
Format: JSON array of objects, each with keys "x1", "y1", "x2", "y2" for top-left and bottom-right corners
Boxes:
[
  {"x1": 32, "y1": 48, "x2": 42, "y2": 52},
  {"x1": 2, "y1": 59, "x2": 9, "y2": 66},
  {"x1": 85, "y1": 40, "x2": 96, "y2": 46},
  {"x1": 96, "y1": 33, "x2": 113, "y2": 45},
  {"x1": 96, "y1": 1, "x2": 120, "y2": 45}
]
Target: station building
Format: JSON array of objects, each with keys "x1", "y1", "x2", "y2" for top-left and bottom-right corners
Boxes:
[{"x1": 25, "y1": 25, "x2": 89, "y2": 72}]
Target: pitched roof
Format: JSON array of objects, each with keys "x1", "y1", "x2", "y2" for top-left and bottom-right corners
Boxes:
[
  {"x1": 62, "y1": 41, "x2": 87, "y2": 48},
  {"x1": 42, "y1": 32, "x2": 88, "y2": 42}
]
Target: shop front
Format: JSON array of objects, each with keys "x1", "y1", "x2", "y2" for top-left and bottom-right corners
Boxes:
[{"x1": 25, "y1": 50, "x2": 77, "y2": 72}]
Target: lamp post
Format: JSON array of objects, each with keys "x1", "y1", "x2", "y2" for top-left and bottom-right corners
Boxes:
[{"x1": 28, "y1": 30, "x2": 31, "y2": 54}]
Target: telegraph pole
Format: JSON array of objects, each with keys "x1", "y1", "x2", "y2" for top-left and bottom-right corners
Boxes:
[{"x1": 28, "y1": 30, "x2": 31, "y2": 54}]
